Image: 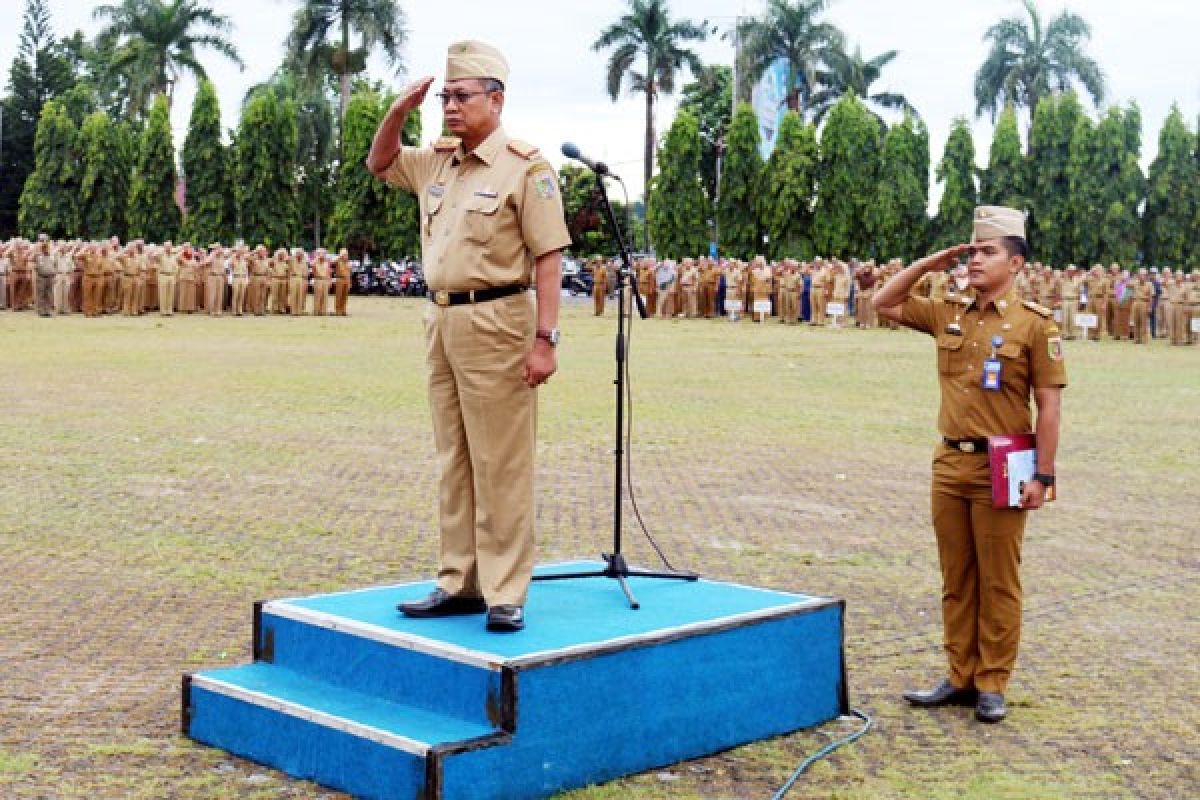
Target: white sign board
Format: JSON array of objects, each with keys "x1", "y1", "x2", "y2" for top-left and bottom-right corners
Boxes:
[
  {"x1": 1192, "y1": 318, "x2": 1200, "y2": 334},
  {"x1": 1076, "y1": 313, "x2": 1098, "y2": 328},
  {"x1": 753, "y1": 300, "x2": 771, "y2": 314},
  {"x1": 826, "y1": 302, "x2": 846, "y2": 317}
]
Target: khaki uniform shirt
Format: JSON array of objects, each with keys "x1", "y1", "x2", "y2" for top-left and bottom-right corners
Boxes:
[
  {"x1": 901, "y1": 289, "x2": 1068, "y2": 440},
  {"x1": 382, "y1": 128, "x2": 571, "y2": 291}
]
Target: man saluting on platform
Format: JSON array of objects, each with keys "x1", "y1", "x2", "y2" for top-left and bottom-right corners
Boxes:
[
  {"x1": 873, "y1": 206, "x2": 1067, "y2": 723},
  {"x1": 368, "y1": 40, "x2": 571, "y2": 632}
]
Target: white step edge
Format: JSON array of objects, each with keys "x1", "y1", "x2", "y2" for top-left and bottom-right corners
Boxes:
[
  {"x1": 263, "y1": 602, "x2": 506, "y2": 670},
  {"x1": 190, "y1": 674, "x2": 432, "y2": 756},
  {"x1": 264, "y1": 596, "x2": 828, "y2": 671}
]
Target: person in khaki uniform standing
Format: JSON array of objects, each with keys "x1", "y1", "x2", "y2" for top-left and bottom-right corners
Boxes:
[
  {"x1": 1167, "y1": 273, "x2": 1187, "y2": 346},
  {"x1": 1084, "y1": 265, "x2": 1107, "y2": 340},
  {"x1": 249, "y1": 245, "x2": 270, "y2": 315},
  {"x1": 229, "y1": 245, "x2": 250, "y2": 316},
  {"x1": 590, "y1": 256, "x2": 607, "y2": 316},
  {"x1": 205, "y1": 244, "x2": 225, "y2": 316},
  {"x1": 82, "y1": 244, "x2": 105, "y2": 316},
  {"x1": 0, "y1": 242, "x2": 10, "y2": 310},
  {"x1": 288, "y1": 248, "x2": 308, "y2": 315},
  {"x1": 875, "y1": 205, "x2": 1066, "y2": 725},
  {"x1": 33, "y1": 236, "x2": 57, "y2": 316},
  {"x1": 54, "y1": 242, "x2": 73, "y2": 314},
  {"x1": 156, "y1": 243, "x2": 178, "y2": 315},
  {"x1": 1184, "y1": 272, "x2": 1200, "y2": 345},
  {"x1": 177, "y1": 245, "x2": 198, "y2": 313},
  {"x1": 369, "y1": 40, "x2": 570, "y2": 633},
  {"x1": 1130, "y1": 269, "x2": 1153, "y2": 344},
  {"x1": 10, "y1": 240, "x2": 34, "y2": 311},
  {"x1": 334, "y1": 248, "x2": 352, "y2": 316},
  {"x1": 1058, "y1": 266, "x2": 1079, "y2": 339},
  {"x1": 310, "y1": 249, "x2": 332, "y2": 315}
]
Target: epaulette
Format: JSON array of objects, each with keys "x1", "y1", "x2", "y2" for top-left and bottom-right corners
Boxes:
[
  {"x1": 433, "y1": 136, "x2": 460, "y2": 153},
  {"x1": 1022, "y1": 300, "x2": 1053, "y2": 317},
  {"x1": 506, "y1": 139, "x2": 540, "y2": 160}
]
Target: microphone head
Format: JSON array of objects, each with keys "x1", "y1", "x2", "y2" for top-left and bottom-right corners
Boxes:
[{"x1": 561, "y1": 142, "x2": 581, "y2": 159}]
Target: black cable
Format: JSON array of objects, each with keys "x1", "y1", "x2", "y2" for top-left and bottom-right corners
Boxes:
[{"x1": 612, "y1": 177, "x2": 678, "y2": 572}]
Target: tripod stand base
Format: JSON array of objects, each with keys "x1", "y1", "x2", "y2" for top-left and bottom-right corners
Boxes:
[{"x1": 531, "y1": 552, "x2": 698, "y2": 609}]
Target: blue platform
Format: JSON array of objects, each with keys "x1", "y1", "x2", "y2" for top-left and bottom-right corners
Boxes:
[{"x1": 184, "y1": 561, "x2": 847, "y2": 799}]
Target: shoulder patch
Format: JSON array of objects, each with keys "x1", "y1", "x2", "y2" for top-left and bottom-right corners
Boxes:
[
  {"x1": 507, "y1": 139, "x2": 540, "y2": 160},
  {"x1": 1022, "y1": 300, "x2": 1053, "y2": 317},
  {"x1": 433, "y1": 136, "x2": 460, "y2": 153}
]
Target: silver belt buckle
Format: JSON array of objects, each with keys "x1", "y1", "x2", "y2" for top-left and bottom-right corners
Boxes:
[
  {"x1": 960, "y1": 441, "x2": 976, "y2": 453},
  {"x1": 434, "y1": 290, "x2": 450, "y2": 306}
]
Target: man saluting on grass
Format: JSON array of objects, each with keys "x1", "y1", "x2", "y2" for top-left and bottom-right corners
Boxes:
[{"x1": 873, "y1": 206, "x2": 1067, "y2": 723}]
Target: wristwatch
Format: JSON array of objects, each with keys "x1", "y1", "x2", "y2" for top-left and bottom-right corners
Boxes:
[
  {"x1": 535, "y1": 328, "x2": 560, "y2": 346},
  {"x1": 1032, "y1": 473, "x2": 1056, "y2": 488}
]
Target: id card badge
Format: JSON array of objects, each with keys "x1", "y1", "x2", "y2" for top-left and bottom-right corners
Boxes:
[
  {"x1": 982, "y1": 358, "x2": 1002, "y2": 390},
  {"x1": 982, "y1": 334, "x2": 1003, "y2": 391}
]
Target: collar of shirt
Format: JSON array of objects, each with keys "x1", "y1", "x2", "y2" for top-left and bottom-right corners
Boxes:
[
  {"x1": 453, "y1": 126, "x2": 506, "y2": 167},
  {"x1": 962, "y1": 288, "x2": 1019, "y2": 317}
]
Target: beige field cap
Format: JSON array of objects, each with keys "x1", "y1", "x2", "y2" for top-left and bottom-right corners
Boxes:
[
  {"x1": 972, "y1": 205, "x2": 1026, "y2": 241},
  {"x1": 445, "y1": 40, "x2": 509, "y2": 84}
]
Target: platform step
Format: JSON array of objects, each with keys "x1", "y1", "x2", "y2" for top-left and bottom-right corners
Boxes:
[{"x1": 186, "y1": 663, "x2": 508, "y2": 800}]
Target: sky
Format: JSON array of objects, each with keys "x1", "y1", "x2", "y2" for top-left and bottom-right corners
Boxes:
[{"x1": 2, "y1": 0, "x2": 1198, "y2": 205}]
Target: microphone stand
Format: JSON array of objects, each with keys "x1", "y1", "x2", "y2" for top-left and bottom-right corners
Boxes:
[{"x1": 532, "y1": 172, "x2": 698, "y2": 609}]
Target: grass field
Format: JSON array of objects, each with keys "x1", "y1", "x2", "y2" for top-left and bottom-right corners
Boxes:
[{"x1": 1, "y1": 296, "x2": 1196, "y2": 799}]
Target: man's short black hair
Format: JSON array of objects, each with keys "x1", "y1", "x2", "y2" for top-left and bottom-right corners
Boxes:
[{"x1": 1001, "y1": 235, "x2": 1030, "y2": 262}]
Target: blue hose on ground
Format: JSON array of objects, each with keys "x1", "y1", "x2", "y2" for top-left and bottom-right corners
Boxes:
[{"x1": 772, "y1": 708, "x2": 873, "y2": 800}]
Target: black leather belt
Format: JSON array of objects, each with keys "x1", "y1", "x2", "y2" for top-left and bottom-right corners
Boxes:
[
  {"x1": 943, "y1": 436, "x2": 989, "y2": 454},
  {"x1": 429, "y1": 284, "x2": 525, "y2": 307}
]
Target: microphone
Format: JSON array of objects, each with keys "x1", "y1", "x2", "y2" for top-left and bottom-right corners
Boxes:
[{"x1": 561, "y1": 142, "x2": 610, "y2": 176}]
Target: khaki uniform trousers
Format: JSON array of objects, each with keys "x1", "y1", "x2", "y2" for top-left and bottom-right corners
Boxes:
[
  {"x1": 684, "y1": 286, "x2": 698, "y2": 318},
  {"x1": 334, "y1": 278, "x2": 350, "y2": 316},
  {"x1": 1171, "y1": 305, "x2": 1192, "y2": 345},
  {"x1": 121, "y1": 275, "x2": 138, "y2": 314},
  {"x1": 1060, "y1": 297, "x2": 1077, "y2": 339},
  {"x1": 312, "y1": 279, "x2": 330, "y2": 315},
  {"x1": 82, "y1": 276, "x2": 104, "y2": 316},
  {"x1": 1087, "y1": 297, "x2": 1106, "y2": 340},
  {"x1": 13, "y1": 271, "x2": 33, "y2": 310},
  {"x1": 0, "y1": 273, "x2": 7, "y2": 309},
  {"x1": 1131, "y1": 300, "x2": 1149, "y2": 343},
  {"x1": 54, "y1": 274, "x2": 70, "y2": 313},
  {"x1": 289, "y1": 278, "x2": 307, "y2": 315},
  {"x1": 932, "y1": 445, "x2": 1027, "y2": 694},
  {"x1": 249, "y1": 277, "x2": 267, "y2": 315},
  {"x1": 593, "y1": 283, "x2": 605, "y2": 316},
  {"x1": 701, "y1": 283, "x2": 716, "y2": 317},
  {"x1": 1113, "y1": 301, "x2": 1131, "y2": 340},
  {"x1": 104, "y1": 273, "x2": 120, "y2": 313},
  {"x1": 158, "y1": 276, "x2": 177, "y2": 315},
  {"x1": 425, "y1": 291, "x2": 537, "y2": 606},
  {"x1": 231, "y1": 278, "x2": 248, "y2": 315},
  {"x1": 206, "y1": 275, "x2": 224, "y2": 315},
  {"x1": 269, "y1": 278, "x2": 288, "y2": 313},
  {"x1": 811, "y1": 288, "x2": 827, "y2": 325}
]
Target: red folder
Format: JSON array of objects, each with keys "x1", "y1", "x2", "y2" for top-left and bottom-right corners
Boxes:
[{"x1": 988, "y1": 433, "x2": 1054, "y2": 509}]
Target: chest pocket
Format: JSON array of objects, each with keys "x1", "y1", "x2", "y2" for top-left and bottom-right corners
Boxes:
[
  {"x1": 936, "y1": 334, "x2": 965, "y2": 374},
  {"x1": 997, "y1": 343, "x2": 1023, "y2": 360},
  {"x1": 464, "y1": 196, "x2": 502, "y2": 244}
]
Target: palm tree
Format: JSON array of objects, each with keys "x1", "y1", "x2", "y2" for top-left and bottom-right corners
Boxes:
[
  {"x1": 735, "y1": 0, "x2": 844, "y2": 118},
  {"x1": 809, "y1": 45, "x2": 916, "y2": 126},
  {"x1": 974, "y1": 0, "x2": 1105, "y2": 123},
  {"x1": 593, "y1": 0, "x2": 707, "y2": 206},
  {"x1": 93, "y1": 0, "x2": 244, "y2": 115},
  {"x1": 284, "y1": 0, "x2": 407, "y2": 123}
]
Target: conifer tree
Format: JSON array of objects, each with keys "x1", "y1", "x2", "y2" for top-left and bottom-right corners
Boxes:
[
  {"x1": 813, "y1": 92, "x2": 880, "y2": 258},
  {"x1": 233, "y1": 90, "x2": 297, "y2": 249},
  {"x1": 646, "y1": 109, "x2": 708, "y2": 259},
  {"x1": 717, "y1": 103, "x2": 764, "y2": 260},
  {"x1": 930, "y1": 117, "x2": 976, "y2": 251},
  {"x1": 182, "y1": 79, "x2": 231, "y2": 244},
  {"x1": 18, "y1": 99, "x2": 80, "y2": 238},
  {"x1": 78, "y1": 110, "x2": 131, "y2": 240},
  {"x1": 1137, "y1": 102, "x2": 1195, "y2": 266},
  {"x1": 759, "y1": 111, "x2": 818, "y2": 260},
  {"x1": 980, "y1": 105, "x2": 1025, "y2": 210},
  {"x1": 1065, "y1": 114, "x2": 1098, "y2": 264},
  {"x1": 127, "y1": 95, "x2": 181, "y2": 242}
]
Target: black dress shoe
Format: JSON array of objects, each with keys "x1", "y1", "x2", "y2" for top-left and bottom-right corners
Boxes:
[
  {"x1": 397, "y1": 589, "x2": 486, "y2": 618},
  {"x1": 486, "y1": 605, "x2": 525, "y2": 633},
  {"x1": 975, "y1": 692, "x2": 1007, "y2": 723},
  {"x1": 903, "y1": 678, "x2": 978, "y2": 708}
]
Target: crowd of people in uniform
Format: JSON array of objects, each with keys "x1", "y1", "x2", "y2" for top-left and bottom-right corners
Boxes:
[
  {"x1": 585, "y1": 254, "x2": 1200, "y2": 346},
  {"x1": 0, "y1": 236, "x2": 354, "y2": 318}
]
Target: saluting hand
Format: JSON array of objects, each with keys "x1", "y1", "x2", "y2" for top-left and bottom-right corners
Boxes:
[
  {"x1": 389, "y1": 76, "x2": 435, "y2": 118},
  {"x1": 917, "y1": 243, "x2": 971, "y2": 273}
]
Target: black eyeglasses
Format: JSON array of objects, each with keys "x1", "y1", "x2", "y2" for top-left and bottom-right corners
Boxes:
[{"x1": 435, "y1": 89, "x2": 494, "y2": 106}]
